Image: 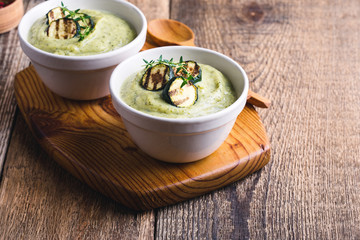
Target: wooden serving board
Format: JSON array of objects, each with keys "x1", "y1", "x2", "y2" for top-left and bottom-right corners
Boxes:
[{"x1": 14, "y1": 65, "x2": 271, "y2": 211}]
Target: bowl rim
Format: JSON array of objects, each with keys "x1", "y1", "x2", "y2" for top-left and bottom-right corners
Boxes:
[
  {"x1": 110, "y1": 46, "x2": 249, "y2": 124},
  {"x1": 18, "y1": 0, "x2": 147, "y2": 61}
]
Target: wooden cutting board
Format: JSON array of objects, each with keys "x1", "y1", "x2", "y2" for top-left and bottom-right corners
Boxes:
[{"x1": 14, "y1": 65, "x2": 271, "y2": 211}]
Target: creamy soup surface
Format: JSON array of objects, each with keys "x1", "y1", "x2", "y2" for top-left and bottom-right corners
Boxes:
[
  {"x1": 28, "y1": 9, "x2": 136, "y2": 56},
  {"x1": 120, "y1": 63, "x2": 238, "y2": 119}
]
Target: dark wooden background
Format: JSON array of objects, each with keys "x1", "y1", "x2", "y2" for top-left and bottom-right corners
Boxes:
[{"x1": 1, "y1": 0, "x2": 359, "y2": 239}]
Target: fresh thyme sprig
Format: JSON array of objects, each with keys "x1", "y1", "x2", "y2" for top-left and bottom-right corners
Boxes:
[
  {"x1": 143, "y1": 55, "x2": 194, "y2": 87},
  {"x1": 60, "y1": 2, "x2": 93, "y2": 41}
]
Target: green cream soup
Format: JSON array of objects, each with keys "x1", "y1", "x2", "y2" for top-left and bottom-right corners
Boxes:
[
  {"x1": 28, "y1": 9, "x2": 136, "y2": 56},
  {"x1": 121, "y1": 64, "x2": 237, "y2": 118}
]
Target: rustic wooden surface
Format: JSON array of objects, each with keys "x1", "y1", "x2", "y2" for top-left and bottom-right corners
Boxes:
[
  {"x1": 14, "y1": 65, "x2": 270, "y2": 210},
  {"x1": 0, "y1": 0, "x2": 359, "y2": 239}
]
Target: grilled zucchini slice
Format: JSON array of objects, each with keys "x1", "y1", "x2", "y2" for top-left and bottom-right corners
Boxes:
[
  {"x1": 172, "y1": 60, "x2": 202, "y2": 84},
  {"x1": 141, "y1": 63, "x2": 170, "y2": 91},
  {"x1": 46, "y1": 7, "x2": 67, "y2": 24},
  {"x1": 162, "y1": 77, "x2": 198, "y2": 108},
  {"x1": 47, "y1": 18, "x2": 80, "y2": 39},
  {"x1": 46, "y1": 7, "x2": 94, "y2": 38},
  {"x1": 76, "y1": 13, "x2": 95, "y2": 34}
]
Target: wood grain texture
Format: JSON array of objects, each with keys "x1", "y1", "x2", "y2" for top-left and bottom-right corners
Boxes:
[
  {"x1": 1, "y1": 0, "x2": 360, "y2": 239},
  {"x1": 155, "y1": 0, "x2": 360, "y2": 239},
  {"x1": 0, "y1": 0, "x2": 169, "y2": 176},
  {"x1": 0, "y1": 111, "x2": 155, "y2": 239},
  {"x1": 0, "y1": 0, "x2": 162, "y2": 238},
  {"x1": 131, "y1": 0, "x2": 169, "y2": 21},
  {"x1": 14, "y1": 65, "x2": 270, "y2": 210},
  {"x1": 0, "y1": 0, "x2": 41, "y2": 178}
]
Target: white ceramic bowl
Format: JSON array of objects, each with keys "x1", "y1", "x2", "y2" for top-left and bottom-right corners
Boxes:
[
  {"x1": 18, "y1": 0, "x2": 146, "y2": 100},
  {"x1": 110, "y1": 46, "x2": 249, "y2": 163}
]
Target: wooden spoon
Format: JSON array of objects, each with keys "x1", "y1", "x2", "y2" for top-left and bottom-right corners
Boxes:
[
  {"x1": 147, "y1": 19, "x2": 195, "y2": 46},
  {"x1": 144, "y1": 19, "x2": 271, "y2": 108}
]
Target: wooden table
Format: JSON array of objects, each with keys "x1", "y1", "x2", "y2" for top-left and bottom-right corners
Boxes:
[{"x1": 1, "y1": 0, "x2": 359, "y2": 239}]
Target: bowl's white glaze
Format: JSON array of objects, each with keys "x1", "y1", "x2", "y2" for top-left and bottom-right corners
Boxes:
[
  {"x1": 110, "y1": 46, "x2": 249, "y2": 163},
  {"x1": 18, "y1": 0, "x2": 147, "y2": 100}
]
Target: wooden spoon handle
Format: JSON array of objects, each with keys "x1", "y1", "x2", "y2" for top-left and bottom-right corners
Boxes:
[{"x1": 247, "y1": 90, "x2": 271, "y2": 108}]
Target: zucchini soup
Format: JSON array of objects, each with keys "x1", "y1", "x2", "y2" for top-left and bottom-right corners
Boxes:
[
  {"x1": 120, "y1": 56, "x2": 237, "y2": 118},
  {"x1": 28, "y1": 5, "x2": 136, "y2": 56}
]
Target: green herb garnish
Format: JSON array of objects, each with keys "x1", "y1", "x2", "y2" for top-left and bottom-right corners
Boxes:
[
  {"x1": 143, "y1": 55, "x2": 195, "y2": 87},
  {"x1": 60, "y1": 2, "x2": 93, "y2": 41}
]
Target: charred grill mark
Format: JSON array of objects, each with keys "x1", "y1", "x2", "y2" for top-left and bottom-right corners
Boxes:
[
  {"x1": 190, "y1": 62, "x2": 200, "y2": 76},
  {"x1": 142, "y1": 64, "x2": 169, "y2": 91},
  {"x1": 48, "y1": 19, "x2": 77, "y2": 39},
  {"x1": 174, "y1": 61, "x2": 200, "y2": 78},
  {"x1": 173, "y1": 67, "x2": 184, "y2": 77},
  {"x1": 55, "y1": 20, "x2": 60, "y2": 39},
  {"x1": 151, "y1": 71, "x2": 163, "y2": 90},
  {"x1": 192, "y1": 65, "x2": 200, "y2": 76},
  {"x1": 64, "y1": 19, "x2": 68, "y2": 39},
  {"x1": 173, "y1": 98, "x2": 189, "y2": 106},
  {"x1": 168, "y1": 88, "x2": 179, "y2": 96},
  {"x1": 47, "y1": 7, "x2": 66, "y2": 23},
  {"x1": 167, "y1": 78, "x2": 197, "y2": 108}
]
